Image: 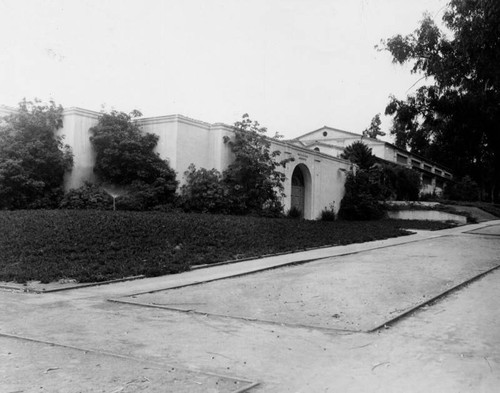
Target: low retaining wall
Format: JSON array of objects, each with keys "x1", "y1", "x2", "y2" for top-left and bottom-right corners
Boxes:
[{"x1": 387, "y1": 210, "x2": 467, "y2": 224}]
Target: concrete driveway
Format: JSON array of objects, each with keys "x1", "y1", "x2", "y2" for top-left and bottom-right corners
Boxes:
[{"x1": 1, "y1": 221, "x2": 500, "y2": 392}]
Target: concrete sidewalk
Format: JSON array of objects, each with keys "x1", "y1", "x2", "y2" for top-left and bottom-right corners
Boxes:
[{"x1": 1, "y1": 220, "x2": 500, "y2": 392}]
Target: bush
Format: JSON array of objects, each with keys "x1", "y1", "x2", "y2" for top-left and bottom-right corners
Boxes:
[
  {"x1": 338, "y1": 170, "x2": 386, "y2": 220},
  {"x1": 379, "y1": 165, "x2": 421, "y2": 201},
  {"x1": 89, "y1": 110, "x2": 178, "y2": 209},
  {"x1": 287, "y1": 205, "x2": 302, "y2": 219},
  {"x1": 60, "y1": 182, "x2": 112, "y2": 209},
  {"x1": 179, "y1": 164, "x2": 230, "y2": 213},
  {"x1": 320, "y1": 202, "x2": 336, "y2": 221},
  {"x1": 445, "y1": 176, "x2": 480, "y2": 201},
  {"x1": 115, "y1": 178, "x2": 177, "y2": 211}
]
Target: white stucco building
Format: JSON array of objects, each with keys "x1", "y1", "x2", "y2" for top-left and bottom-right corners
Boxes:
[
  {"x1": 41, "y1": 108, "x2": 351, "y2": 220},
  {"x1": 1, "y1": 105, "x2": 454, "y2": 217},
  {"x1": 290, "y1": 126, "x2": 453, "y2": 195}
]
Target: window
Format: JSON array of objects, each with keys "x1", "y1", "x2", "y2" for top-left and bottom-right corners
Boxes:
[
  {"x1": 424, "y1": 164, "x2": 432, "y2": 171},
  {"x1": 411, "y1": 160, "x2": 421, "y2": 168},
  {"x1": 323, "y1": 131, "x2": 328, "y2": 137},
  {"x1": 396, "y1": 154, "x2": 408, "y2": 164},
  {"x1": 314, "y1": 147, "x2": 320, "y2": 152}
]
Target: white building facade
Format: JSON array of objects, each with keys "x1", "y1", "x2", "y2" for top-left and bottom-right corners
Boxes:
[
  {"x1": 1, "y1": 105, "x2": 454, "y2": 216},
  {"x1": 51, "y1": 108, "x2": 351, "y2": 220},
  {"x1": 291, "y1": 126, "x2": 453, "y2": 196}
]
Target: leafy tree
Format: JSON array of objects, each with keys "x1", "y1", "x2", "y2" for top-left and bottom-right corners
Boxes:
[
  {"x1": 362, "y1": 114, "x2": 386, "y2": 139},
  {"x1": 340, "y1": 141, "x2": 376, "y2": 170},
  {"x1": 380, "y1": 0, "x2": 500, "y2": 201},
  {"x1": 223, "y1": 114, "x2": 291, "y2": 215},
  {"x1": 0, "y1": 99, "x2": 73, "y2": 209},
  {"x1": 89, "y1": 110, "x2": 177, "y2": 209}
]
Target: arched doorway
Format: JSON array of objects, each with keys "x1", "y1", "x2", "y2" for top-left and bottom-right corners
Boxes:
[{"x1": 291, "y1": 164, "x2": 311, "y2": 218}]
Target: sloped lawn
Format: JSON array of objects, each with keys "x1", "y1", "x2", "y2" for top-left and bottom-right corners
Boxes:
[{"x1": 0, "y1": 210, "x2": 442, "y2": 284}]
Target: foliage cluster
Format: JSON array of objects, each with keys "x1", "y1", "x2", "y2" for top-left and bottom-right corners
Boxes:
[
  {"x1": 443, "y1": 175, "x2": 481, "y2": 202},
  {"x1": 381, "y1": 0, "x2": 500, "y2": 201},
  {"x1": 59, "y1": 181, "x2": 112, "y2": 210},
  {"x1": 378, "y1": 164, "x2": 421, "y2": 201},
  {"x1": 0, "y1": 99, "x2": 73, "y2": 209},
  {"x1": 338, "y1": 170, "x2": 386, "y2": 220},
  {"x1": 89, "y1": 110, "x2": 178, "y2": 210},
  {"x1": 222, "y1": 114, "x2": 291, "y2": 216},
  {"x1": 362, "y1": 114, "x2": 386, "y2": 139},
  {"x1": 338, "y1": 141, "x2": 421, "y2": 219},
  {"x1": 320, "y1": 202, "x2": 336, "y2": 221},
  {"x1": 0, "y1": 210, "x2": 416, "y2": 284},
  {"x1": 181, "y1": 114, "x2": 291, "y2": 217},
  {"x1": 179, "y1": 164, "x2": 229, "y2": 213},
  {"x1": 340, "y1": 141, "x2": 376, "y2": 170}
]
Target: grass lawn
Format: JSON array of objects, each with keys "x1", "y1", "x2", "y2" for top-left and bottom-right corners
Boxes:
[{"x1": 0, "y1": 210, "x2": 453, "y2": 284}]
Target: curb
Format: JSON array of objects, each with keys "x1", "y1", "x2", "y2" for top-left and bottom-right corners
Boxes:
[
  {"x1": 368, "y1": 263, "x2": 500, "y2": 332},
  {"x1": 0, "y1": 275, "x2": 145, "y2": 294}
]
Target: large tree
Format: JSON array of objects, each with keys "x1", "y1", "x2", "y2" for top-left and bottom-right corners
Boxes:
[
  {"x1": 381, "y1": 0, "x2": 500, "y2": 201},
  {"x1": 0, "y1": 99, "x2": 73, "y2": 209},
  {"x1": 362, "y1": 114, "x2": 386, "y2": 139}
]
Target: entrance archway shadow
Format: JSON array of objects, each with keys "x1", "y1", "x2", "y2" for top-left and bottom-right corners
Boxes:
[{"x1": 291, "y1": 164, "x2": 312, "y2": 219}]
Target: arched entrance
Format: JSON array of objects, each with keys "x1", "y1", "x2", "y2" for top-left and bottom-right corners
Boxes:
[{"x1": 290, "y1": 164, "x2": 311, "y2": 218}]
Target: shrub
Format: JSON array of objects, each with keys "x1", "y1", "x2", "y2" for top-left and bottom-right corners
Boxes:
[
  {"x1": 89, "y1": 110, "x2": 178, "y2": 210},
  {"x1": 287, "y1": 205, "x2": 302, "y2": 219},
  {"x1": 338, "y1": 170, "x2": 386, "y2": 220},
  {"x1": 60, "y1": 182, "x2": 112, "y2": 209},
  {"x1": 179, "y1": 164, "x2": 230, "y2": 213},
  {"x1": 115, "y1": 178, "x2": 177, "y2": 211},
  {"x1": 320, "y1": 202, "x2": 336, "y2": 221},
  {"x1": 379, "y1": 164, "x2": 421, "y2": 200},
  {"x1": 445, "y1": 176, "x2": 480, "y2": 201}
]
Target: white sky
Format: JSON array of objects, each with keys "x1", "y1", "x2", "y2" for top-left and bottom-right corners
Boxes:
[{"x1": 0, "y1": 0, "x2": 447, "y2": 140}]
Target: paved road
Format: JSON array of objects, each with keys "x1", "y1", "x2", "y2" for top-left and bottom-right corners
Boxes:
[{"x1": 1, "y1": 221, "x2": 499, "y2": 392}]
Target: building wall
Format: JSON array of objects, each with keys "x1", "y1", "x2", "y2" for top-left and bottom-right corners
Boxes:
[
  {"x1": 57, "y1": 108, "x2": 99, "y2": 190},
  {"x1": 293, "y1": 124, "x2": 454, "y2": 196},
  {"x1": 54, "y1": 108, "x2": 349, "y2": 219},
  {"x1": 275, "y1": 141, "x2": 349, "y2": 219}
]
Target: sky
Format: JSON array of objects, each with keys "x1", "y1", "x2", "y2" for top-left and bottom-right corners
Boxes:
[{"x1": 0, "y1": 0, "x2": 448, "y2": 140}]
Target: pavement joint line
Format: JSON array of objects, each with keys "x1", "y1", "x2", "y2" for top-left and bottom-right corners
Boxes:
[
  {"x1": 463, "y1": 223, "x2": 500, "y2": 236},
  {"x1": 108, "y1": 297, "x2": 361, "y2": 334},
  {"x1": 0, "y1": 331, "x2": 259, "y2": 392},
  {"x1": 367, "y1": 263, "x2": 500, "y2": 333},
  {"x1": 463, "y1": 232, "x2": 500, "y2": 237}
]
